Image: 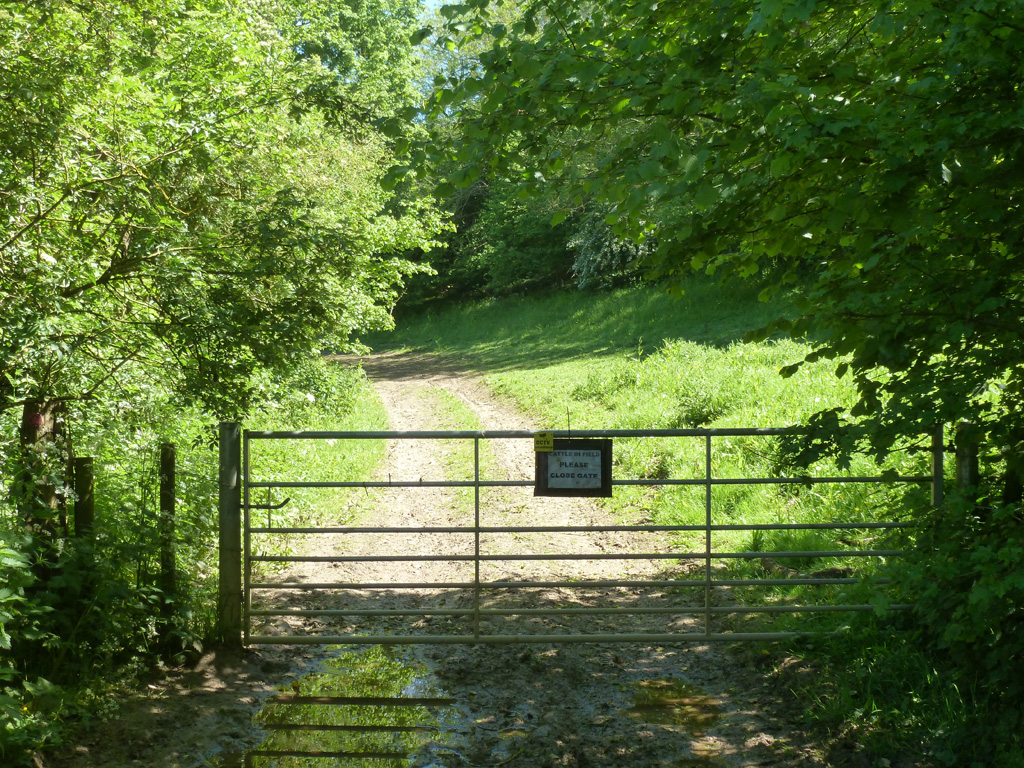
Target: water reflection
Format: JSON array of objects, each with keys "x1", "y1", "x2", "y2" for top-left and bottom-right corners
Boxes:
[
  {"x1": 628, "y1": 678, "x2": 721, "y2": 734},
  {"x1": 242, "y1": 646, "x2": 454, "y2": 767}
]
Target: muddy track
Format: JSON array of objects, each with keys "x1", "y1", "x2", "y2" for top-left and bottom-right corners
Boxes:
[
  {"x1": 44, "y1": 353, "x2": 831, "y2": 768},
  {"x1": 265, "y1": 351, "x2": 686, "y2": 641}
]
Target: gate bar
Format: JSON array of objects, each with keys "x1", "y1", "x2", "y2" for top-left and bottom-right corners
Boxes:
[
  {"x1": 247, "y1": 521, "x2": 914, "y2": 535},
  {"x1": 473, "y1": 436, "x2": 481, "y2": 641},
  {"x1": 246, "y1": 428, "x2": 793, "y2": 439},
  {"x1": 251, "y1": 576, "x2": 874, "y2": 590},
  {"x1": 250, "y1": 604, "x2": 906, "y2": 618},
  {"x1": 704, "y1": 434, "x2": 712, "y2": 636},
  {"x1": 246, "y1": 631, "x2": 829, "y2": 645},
  {"x1": 246, "y1": 475, "x2": 931, "y2": 489},
  {"x1": 243, "y1": 431, "x2": 252, "y2": 646},
  {"x1": 249, "y1": 750, "x2": 410, "y2": 760},
  {"x1": 249, "y1": 549, "x2": 903, "y2": 563}
]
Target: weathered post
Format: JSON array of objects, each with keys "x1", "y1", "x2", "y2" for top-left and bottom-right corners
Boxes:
[
  {"x1": 73, "y1": 457, "x2": 95, "y2": 539},
  {"x1": 931, "y1": 425, "x2": 945, "y2": 508},
  {"x1": 159, "y1": 443, "x2": 176, "y2": 627},
  {"x1": 218, "y1": 422, "x2": 242, "y2": 649},
  {"x1": 955, "y1": 421, "x2": 980, "y2": 494}
]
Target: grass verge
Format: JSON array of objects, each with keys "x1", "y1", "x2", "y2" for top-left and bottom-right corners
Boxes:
[{"x1": 244, "y1": 362, "x2": 388, "y2": 577}]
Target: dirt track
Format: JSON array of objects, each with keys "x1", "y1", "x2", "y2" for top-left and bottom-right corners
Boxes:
[
  {"x1": 347, "y1": 353, "x2": 826, "y2": 768},
  {"x1": 44, "y1": 353, "x2": 837, "y2": 768}
]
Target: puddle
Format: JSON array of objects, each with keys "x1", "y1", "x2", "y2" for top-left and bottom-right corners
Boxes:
[
  {"x1": 627, "y1": 679, "x2": 721, "y2": 734},
  {"x1": 214, "y1": 646, "x2": 454, "y2": 767}
]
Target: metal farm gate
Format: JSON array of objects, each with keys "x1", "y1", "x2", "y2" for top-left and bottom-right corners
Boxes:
[{"x1": 216, "y1": 427, "x2": 943, "y2": 647}]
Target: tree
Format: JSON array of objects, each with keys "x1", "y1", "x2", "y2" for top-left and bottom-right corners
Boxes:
[
  {"x1": 0, "y1": 0, "x2": 442, "y2": 530},
  {"x1": 295, "y1": 0, "x2": 425, "y2": 119},
  {"x1": 404, "y1": 0, "x2": 1024, "y2": 497},
  {"x1": 0, "y1": 3, "x2": 446, "y2": 756},
  {"x1": 396, "y1": 1, "x2": 645, "y2": 305}
]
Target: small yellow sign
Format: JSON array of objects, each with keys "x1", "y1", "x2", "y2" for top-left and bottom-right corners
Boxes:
[{"x1": 534, "y1": 432, "x2": 555, "y2": 452}]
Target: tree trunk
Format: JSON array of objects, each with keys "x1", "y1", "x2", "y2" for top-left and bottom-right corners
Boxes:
[
  {"x1": 1000, "y1": 427, "x2": 1024, "y2": 509},
  {"x1": 14, "y1": 399, "x2": 67, "y2": 540}
]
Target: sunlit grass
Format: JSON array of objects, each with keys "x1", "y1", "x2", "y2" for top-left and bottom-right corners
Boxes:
[
  {"x1": 372, "y1": 280, "x2": 933, "y2": 611},
  {"x1": 244, "y1": 364, "x2": 388, "y2": 571},
  {"x1": 369, "y1": 276, "x2": 786, "y2": 370}
]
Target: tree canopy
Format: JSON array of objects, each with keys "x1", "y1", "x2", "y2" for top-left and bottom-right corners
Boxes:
[
  {"x1": 0, "y1": 2, "x2": 441, "y2": 755},
  {"x1": 404, "y1": 0, "x2": 1024, "y2": 495},
  {"x1": 0, "y1": 0, "x2": 442, "y2": 420}
]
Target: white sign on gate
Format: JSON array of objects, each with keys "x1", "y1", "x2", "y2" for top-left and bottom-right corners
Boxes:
[
  {"x1": 547, "y1": 448, "x2": 603, "y2": 489},
  {"x1": 534, "y1": 437, "x2": 612, "y2": 497}
]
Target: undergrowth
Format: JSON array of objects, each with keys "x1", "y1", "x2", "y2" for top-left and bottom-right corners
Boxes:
[{"x1": 0, "y1": 357, "x2": 385, "y2": 766}]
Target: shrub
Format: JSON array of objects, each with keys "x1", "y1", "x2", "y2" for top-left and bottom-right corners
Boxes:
[
  {"x1": 0, "y1": 536, "x2": 61, "y2": 764},
  {"x1": 0, "y1": 355, "x2": 380, "y2": 763},
  {"x1": 892, "y1": 497, "x2": 1024, "y2": 763},
  {"x1": 567, "y1": 207, "x2": 650, "y2": 290}
]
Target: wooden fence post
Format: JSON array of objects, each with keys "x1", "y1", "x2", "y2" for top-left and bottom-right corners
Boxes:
[
  {"x1": 159, "y1": 443, "x2": 176, "y2": 627},
  {"x1": 931, "y1": 425, "x2": 945, "y2": 508},
  {"x1": 73, "y1": 457, "x2": 95, "y2": 539},
  {"x1": 955, "y1": 420, "x2": 980, "y2": 494},
  {"x1": 218, "y1": 422, "x2": 242, "y2": 649}
]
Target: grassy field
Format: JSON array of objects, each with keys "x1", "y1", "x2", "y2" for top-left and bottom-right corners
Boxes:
[
  {"x1": 243, "y1": 365, "x2": 389, "y2": 574},
  {"x1": 380, "y1": 275, "x2": 783, "y2": 369},
  {"x1": 370, "y1": 278, "x2": 930, "y2": 588}
]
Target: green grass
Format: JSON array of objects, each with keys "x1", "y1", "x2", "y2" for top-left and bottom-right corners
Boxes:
[
  {"x1": 243, "y1": 363, "x2": 389, "y2": 571},
  {"x1": 371, "y1": 275, "x2": 787, "y2": 371},
  {"x1": 372, "y1": 279, "x2": 929, "y2": 581}
]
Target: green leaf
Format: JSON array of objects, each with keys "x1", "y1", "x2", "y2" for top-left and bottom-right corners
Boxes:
[
  {"x1": 410, "y1": 27, "x2": 432, "y2": 46},
  {"x1": 693, "y1": 184, "x2": 718, "y2": 209},
  {"x1": 780, "y1": 363, "x2": 801, "y2": 378},
  {"x1": 611, "y1": 97, "x2": 632, "y2": 114}
]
